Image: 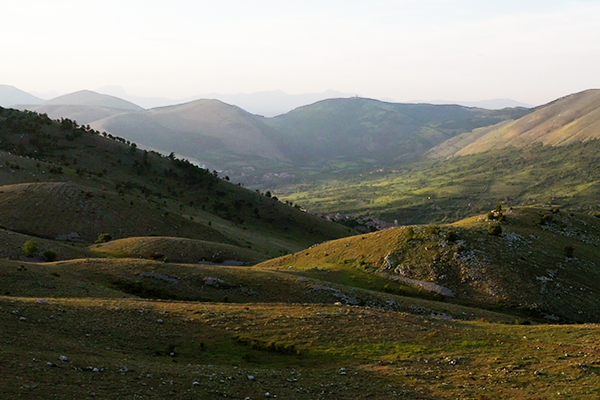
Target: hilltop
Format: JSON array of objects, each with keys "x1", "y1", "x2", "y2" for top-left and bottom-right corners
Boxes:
[
  {"x1": 22, "y1": 90, "x2": 145, "y2": 125},
  {"x1": 0, "y1": 84, "x2": 43, "y2": 107},
  {"x1": 17, "y1": 90, "x2": 527, "y2": 185},
  {"x1": 91, "y1": 99, "x2": 289, "y2": 164},
  {"x1": 264, "y1": 97, "x2": 528, "y2": 165},
  {"x1": 428, "y1": 89, "x2": 600, "y2": 158},
  {"x1": 257, "y1": 206, "x2": 600, "y2": 323}
]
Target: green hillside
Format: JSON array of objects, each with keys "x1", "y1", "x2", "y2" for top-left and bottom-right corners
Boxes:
[
  {"x1": 3, "y1": 99, "x2": 600, "y2": 399},
  {"x1": 0, "y1": 106, "x2": 353, "y2": 258},
  {"x1": 265, "y1": 97, "x2": 529, "y2": 165},
  {"x1": 280, "y1": 139, "x2": 600, "y2": 224},
  {"x1": 257, "y1": 206, "x2": 600, "y2": 323}
]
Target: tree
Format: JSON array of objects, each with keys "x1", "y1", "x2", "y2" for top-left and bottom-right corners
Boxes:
[
  {"x1": 23, "y1": 240, "x2": 38, "y2": 257},
  {"x1": 96, "y1": 233, "x2": 112, "y2": 243}
]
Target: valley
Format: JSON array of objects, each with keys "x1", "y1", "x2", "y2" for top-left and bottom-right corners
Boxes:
[{"x1": 1, "y1": 86, "x2": 600, "y2": 399}]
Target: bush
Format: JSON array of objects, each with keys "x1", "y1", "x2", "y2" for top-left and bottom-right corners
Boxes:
[
  {"x1": 43, "y1": 250, "x2": 57, "y2": 262},
  {"x1": 96, "y1": 233, "x2": 112, "y2": 243},
  {"x1": 23, "y1": 240, "x2": 39, "y2": 257},
  {"x1": 405, "y1": 226, "x2": 415, "y2": 241},
  {"x1": 488, "y1": 224, "x2": 502, "y2": 236},
  {"x1": 564, "y1": 245, "x2": 575, "y2": 258},
  {"x1": 446, "y1": 230, "x2": 458, "y2": 242},
  {"x1": 427, "y1": 225, "x2": 441, "y2": 235}
]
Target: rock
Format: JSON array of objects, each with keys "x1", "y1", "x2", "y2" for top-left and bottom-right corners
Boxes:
[
  {"x1": 193, "y1": 381, "x2": 201, "y2": 386},
  {"x1": 59, "y1": 355, "x2": 68, "y2": 362},
  {"x1": 247, "y1": 375, "x2": 255, "y2": 381}
]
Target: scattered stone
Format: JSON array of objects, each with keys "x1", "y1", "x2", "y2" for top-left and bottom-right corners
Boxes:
[
  {"x1": 193, "y1": 381, "x2": 201, "y2": 386},
  {"x1": 204, "y1": 277, "x2": 236, "y2": 289},
  {"x1": 157, "y1": 319, "x2": 164, "y2": 324},
  {"x1": 19, "y1": 316, "x2": 27, "y2": 321},
  {"x1": 59, "y1": 355, "x2": 68, "y2": 362},
  {"x1": 247, "y1": 375, "x2": 255, "y2": 381},
  {"x1": 142, "y1": 272, "x2": 180, "y2": 284}
]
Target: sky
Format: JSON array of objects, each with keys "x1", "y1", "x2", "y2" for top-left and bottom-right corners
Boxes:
[{"x1": 2, "y1": 0, "x2": 600, "y2": 105}]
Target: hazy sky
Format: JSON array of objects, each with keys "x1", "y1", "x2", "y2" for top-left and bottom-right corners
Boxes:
[{"x1": 3, "y1": 0, "x2": 600, "y2": 105}]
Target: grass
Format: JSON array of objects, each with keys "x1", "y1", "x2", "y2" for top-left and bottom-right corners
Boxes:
[
  {"x1": 3, "y1": 297, "x2": 600, "y2": 399},
  {"x1": 277, "y1": 140, "x2": 600, "y2": 225},
  {"x1": 257, "y1": 206, "x2": 600, "y2": 323}
]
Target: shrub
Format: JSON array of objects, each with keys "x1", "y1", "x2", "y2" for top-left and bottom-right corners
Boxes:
[
  {"x1": 95, "y1": 233, "x2": 112, "y2": 243},
  {"x1": 539, "y1": 213, "x2": 553, "y2": 225},
  {"x1": 43, "y1": 250, "x2": 57, "y2": 262},
  {"x1": 405, "y1": 226, "x2": 415, "y2": 241},
  {"x1": 564, "y1": 245, "x2": 575, "y2": 258},
  {"x1": 23, "y1": 240, "x2": 39, "y2": 257},
  {"x1": 427, "y1": 225, "x2": 441, "y2": 235},
  {"x1": 446, "y1": 230, "x2": 458, "y2": 242},
  {"x1": 488, "y1": 224, "x2": 502, "y2": 236}
]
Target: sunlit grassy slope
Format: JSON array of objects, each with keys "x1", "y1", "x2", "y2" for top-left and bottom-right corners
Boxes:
[
  {"x1": 429, "y1": 89, "x2": 600, "y2": 158},
  {"x1": 257, "y1": 207, "x2": 600, "y2": 323},
  {"x1": 281, "y1": 140, "x2": 600, "y2": 224}
]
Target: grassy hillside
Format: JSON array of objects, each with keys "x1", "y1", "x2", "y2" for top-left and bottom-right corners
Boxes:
[
  {"x1": 265, "y1": 97, "x2": 529, "y2": 165},
  {"x1": 429, "y1": 89, "x2": 600, "y2": 158},
  {"x1": 3, "y1": 256, "x2": 600, "y2": 399},
  {"x1": 257, "y1": 207, "x2": 600, "y2": 323},
  {"x1": 91, "y1": 99, "x2": 290, "y2": 165},
  {"x1": 0, "y1": 106, "x2": 353, "y2": 257},
  {"x1": 281, "y1": 139, "x2": 600, "y2": 224},
  {"x1": 90, "y1": 236, "x2": 267, "y2": 264}
]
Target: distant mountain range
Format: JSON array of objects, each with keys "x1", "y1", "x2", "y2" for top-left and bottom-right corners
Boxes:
[
  {"x1": 0, "y1": 85, "x2": 43, "y2": 107},
  {"x1": 96, "y1": 86, "x2": 359, "y2": 117},
  {"x1": 1, "y1": 86, "x2": 531, "y2": 180}
]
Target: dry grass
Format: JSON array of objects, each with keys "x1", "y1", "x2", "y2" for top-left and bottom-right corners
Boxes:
[
  {"x1": 2, "y1": 296, "x2": 600, "y2": 399},
  {"x1": 0, "y1": 182, "x2": 228, "y2": 243},
  {"x1": 257, "y1": 207, "x2": 600, "y2": 322},
  {"x1": 90, "y1": 236, "x2": 268, "y2": 264}
]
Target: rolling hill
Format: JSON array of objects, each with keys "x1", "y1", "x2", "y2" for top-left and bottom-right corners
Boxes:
[
  {"x1": 3, "y1": 97, "x2": 600, "y2": 399},
  {"x1": 41, "y1": 90, "x2": 143, "y2": 111},
  {"x1": 21, "y1": 90, "x2": 145, "y2": 126},
  {"x1": 0, "y1": 106, "x2": 353, "y2": 258},
  {"x1": 0, "y1": 84, "x2": 43, "y2": 107},
  {"x1": 257, "y1": 206, "x2": 600, "y2": 323},
  {"x1": 91, "y1": 99, "x2": 290, "y2": 165},
  {"x1": 263, "y1": 97, "x2": 529, "y2": 165},
  {"x1": 428, "y1": 89, "x2": 600, "y2": 158}
]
